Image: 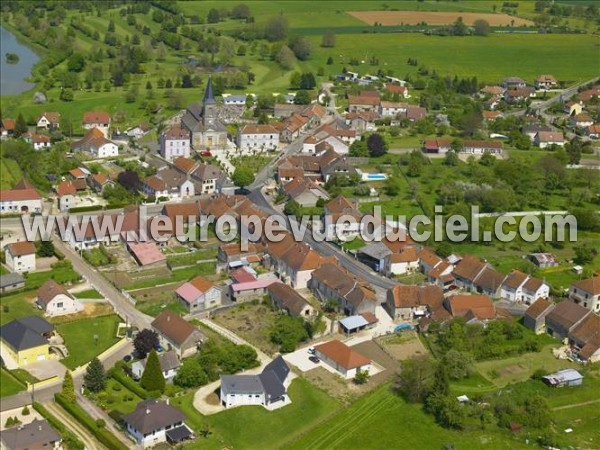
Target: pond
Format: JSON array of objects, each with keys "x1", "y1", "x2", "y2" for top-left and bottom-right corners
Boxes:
[{"x1": 0, "y1": 25, "x2": 40, "y2": 96}]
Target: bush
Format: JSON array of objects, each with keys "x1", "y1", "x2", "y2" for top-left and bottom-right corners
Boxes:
[
  {"x1": 55, "y1": 393, "x2": 128, "y2": 450},
  {"x1": 68, "y1": 205, "x2": 104, "y2": 213},
  {"x1": 112, "y1": 383, "x2": 122, "y2": 392},
  {"x1": 109, "y1": 368, "x2": 149, "y2": 399},
  {"x1": 21, "y1": 406, "x2": 30, "y2": 415},
  {"x1": 95, "y1": 419, "x2": 106, "y2": 428}
]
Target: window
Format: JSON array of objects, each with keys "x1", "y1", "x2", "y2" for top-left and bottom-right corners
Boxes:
[{"x1": 56, "y1": 302, "x2": 63, "y2": 308}]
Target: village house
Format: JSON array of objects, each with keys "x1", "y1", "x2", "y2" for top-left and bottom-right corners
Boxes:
[
  {"x1": 36, "y1": 112, "x2": 61, "y2": 130},
  {"x1": 313, "y1": 340, "x2": 372, "y2": 379},
  {"x1": 71, "y1": 128, "x2": 118, "y2": 158},
  {"x1": 151, "y1": 311, "x2": 207, "y2": 358},
  {"x1": 322, "y1": 196, "x2": 363, "y2": 241},
  {"x1": 279, "y1": 113, "x2": 309, "y2": 142},
  {"x1": 345, "y1": 111, "x2": 379, "y2": 132},
  {"x1": 348, "y1": 95, "x2": 380, "y2": 113},
  {"x1": 175, "y1": 275, "x2": 222, "y2": 312},
  {"x1": 460, "y1": 140, "x2": 503, "y2": 155},
  {"x1": 501, "y1": 77, "x2": 527, "y2": 90},
  {"x1": 444, "y1": 294, "x2": 498, "y2": 324},
  {"x1": 237, "y1": 124, "x2": 280, "y2": 152},
  {"x1": 535, "y1": 131, "x2": 565, "y2": 148},
  {"x1": 578, "y1": 86, "x2": 600, "y2": 102},
  {"x1": 422, "y1": 139, "x2": 452, "y2": 154},
  {"x1": 482, "y1": 111, "x2": 504, "y2": 121},
  {"x1": 570, "y1": 114, "x2": 594, "y2": 129},
  {"x1": 125, "y1": 123, "x2": 150, "y2": 138},
  {"x1": 500, "y1": 270, "x2": 549, "y2": 303},
  {"x1": 503, "y1": 87, "x2": 536, "y2": 103},
  {"x1": 569, "y1": 278, "x2": 600, "y2": 313},
  {"x1": 1, "y1": 419, "x2": 61, "y2": 450},
  {"x1": 36, "y1": 279, "x2": 84, "y2": 317},
  {"x1": 220, "y1": 356, "x2": 291, "y2": 409},
  {"x1": 427, "y1": 260, "x2": 455, "y2": 291},
  {"x1": 568, "y1": 313, "x2": 600, "y2": 363},
  {"x1": 386, "y1": 284, "x2": 444, "y2": 321},
  {"x1": 379, "y1": 101, "x2": 408, "y2": 118},
  {"x1": 88, "y1": 173, "x2": 113, "y2": 193},
  {"x1": 480, "y1": 85, "x2": 505, "y2": 96},
  {"x1": 223, "y1": 94, "x2": 248, "y2": 106},
  {"x1": 535, "y1": 74, "x2": 558, "y2": 90},
  {"x1": 56, "y1": 180, "x2": 77, "y2": 212},
  {"x1": 160, "y1": 126, "x2": 191, "y2": 162},
  {"x1": 132, "y1": 350, "x2": 181, "y2": 381},
  {"x1": 282, "y1": 178, "x2": 329, "y2": 207},
  {"x1": 32, "y1": 134, "x2": 52, "y2": 150},
  {"x1": 5, "y1": 241, "x2": 36, "y2": 273},
  {"x1": 82, "y1": 111, "x2": 111, "y2": 138},
  {"x1": 276, "y1": 242, "x2": 333, "y2": 289},
  {"x1": 545, "y1": 300, "x2": 590, "y2": 340},
  {"x1": 522, "y1": 124, "x2": 553, "y2": 142},
  {"x1": 385, "y1": 247, "x2": 420, "y2": 276},
  {"x1": 483, "y1": 95, "x2": 501, "y2": 111},
  {"x1": 0, "y1": 316, "x2": 53, "y2": 367},
  {"x1": 267, "y1": 283, "x2": 316, "y2": 319},
  {"x1": 451, "y1": 255, "x2": 489, "y2": 291},
  {"x1": 523, "y1": 298, "x2": 555, "y2": 334},
  {"x1": 309, "y1": 262, "x2": 377, "y2": 315},
  {"x1": 193, "y1": 163, "x2": 227, "y2": 195},
  {"x1": 1, "y1": 118, "x2": 16, "y2": 137},
  {"x1": 0, "y1": 183, "x2": 43, "y2": 214},
  {"x1": 564, "y1": 101, "x2": 583, "y2": 116},
  {"x1": 123, "y1": 400, "x2": 193, "y2": 447},
  {"x1": 139, "y1": 169, "x2": 195, "y2": 200},
  {"x1": 384, "y1": 83, "x2": 409, "y2": 98},
  {"x1": 0, "y1": 273, "x2": 25, "y2": 294},
  {"x1": 587, "y1": 124, "x2": 600, "y2": 140}
]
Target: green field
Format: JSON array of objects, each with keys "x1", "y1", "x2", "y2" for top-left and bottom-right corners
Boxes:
[
  {"x1": 0, "y1": 291, "x2": 43, "y2": 325},
  {"x1": 23, "y1": 267, "x2": 82, "y2": 291},
  {"x1": 0, "y1": 157, "x2": 23, "y2": 189},
  {"x1": 172, "y1": 377, "x2": 341, "y2": 450},
  {"x1": 0, "y1": 369, "x2": 26, "y2": 397},
  {"x1": 72, "y1": 289, "x2": 103, "y2": 299},
  {"x1": 58, "y1": 315, "x2": 121, "y2": 369}
]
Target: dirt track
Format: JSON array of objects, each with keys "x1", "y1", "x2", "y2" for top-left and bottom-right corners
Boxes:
[{"x1": 348, "y1": 11, "x2": 534, "y2": 27}]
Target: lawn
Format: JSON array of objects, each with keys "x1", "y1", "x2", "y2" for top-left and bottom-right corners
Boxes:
[
  {"x1": 0, "y1": 369, "x2": 26, "y2": 397},
  {"x1": 0, "y1": 291, "x2": 43, "y2": 325},
  {"x1": 58, "y1": 315, "x2": 121, "y2": 370},
  {"x1": 0, "y1": 156, "x2": 22, "y2": 189},
  {"x1": 94, "y1": 377, "x2": 142, "y2": 416},
  {"x1": 123, "y1": 262, "x2": 216, "y2": 291},
  {"x1": 172, "y1": 377, "x2": 341, "y2": 450},
  {"x1": 285, "y1": 382, "x2": 530, "y2": 450},
  {"x1": 72, "y1": 289, "x2": 103, "y2": 299},
  {"x1": 552, "y1": 402, "x2": 600, "y2": 448},
  {"x1": 133, "y1": 290, "x2": 188, "y2": 318},
  {"x1": 23, "y1": 266, "x2": 81, "y2": 291},
  {"x1": 475, "y1": 344, "x2": 580, "y2": 388},
  {"x1": 166, "y1": 248, "x2": 218, "y2": 268}
]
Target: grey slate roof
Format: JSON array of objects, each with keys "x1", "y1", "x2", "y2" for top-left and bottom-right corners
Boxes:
[
  {"x1": 221, "y1": 374, "x2": 265, "y2": 395},
  {"x1": 1, "y1": 419, "x2": 61, "y2": 449},
  {"x1": 220, "y1": 356, "x2": 290, "y2": 400},
  {"x1": 264, "y1": 355, "x2": 290, "y2": 384},
  {"x1": 360, "y1": 242, "x2": 392, "y2": 260},
  {"x1": 123, "y1": 400, "x2": 185, "y2": 434},
  {"x1": 0, "y1": 316, "x2": 53, "y2": 351},
  {"x1": 138, "y1": 350, "x2": 180, "y2": 373},
  {"x1": 259, "y1": 370, "x2": 286, "y2": 401},
  {"x1": 0, "y1": 273, "x2": 25, "y2": 289}
]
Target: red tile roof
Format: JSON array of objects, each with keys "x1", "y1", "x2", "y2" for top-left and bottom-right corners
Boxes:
[
  {"x1": 314, "y1": 340, "x2": 371, "y2": 370},
  {"x1": 6, "y1": 241, "x2": 36, "y2": 256},
  {"x1": 0, "y1": 188, "x2": 42, "y2": 202},
  {"x1": 82, "y1": 111, "x2": 111, "y2": 124}
]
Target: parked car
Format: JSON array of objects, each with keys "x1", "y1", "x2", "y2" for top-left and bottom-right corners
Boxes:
[
  {"x1": 309, "y1": 356, "x2": 320, "y2": 364},
  {"x1": 122, "y1": 354, "x2": 132, "y2": 363},
  {"x1": 307, "y1": 347, "x2": 315, "y2": 354},
  {"x1": 155, "y1": 344, "x2": 164, "y2": 353}
]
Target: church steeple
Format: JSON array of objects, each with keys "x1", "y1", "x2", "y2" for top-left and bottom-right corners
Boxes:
[{"x1": 203, "y1": 73, "x2": 215, "y2": 105}]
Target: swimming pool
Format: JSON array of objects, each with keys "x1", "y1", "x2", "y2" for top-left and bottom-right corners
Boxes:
[{"x1": 362, "y1": 173, "x2": 388, "y2": 181}]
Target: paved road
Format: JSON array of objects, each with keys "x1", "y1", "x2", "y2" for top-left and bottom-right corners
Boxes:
[{"x1": 52, "y1": 238, "x2": 153, "y2": 330}]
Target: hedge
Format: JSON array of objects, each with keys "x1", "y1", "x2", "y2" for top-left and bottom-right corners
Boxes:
[
  {"x1": 109, "y1": 366, "x2": 149, "y2": 400},
  {"x1": 69, "y1": 205, "x2": 104, "y2": 213},
  {"x1": 54, "y1": 393, "x2": 129, "y2": 450},
  {"x1": 32, "y1": 402, "x2": 84, "y2": 450}
]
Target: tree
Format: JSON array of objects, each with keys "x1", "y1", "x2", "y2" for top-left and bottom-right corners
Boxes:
[
  {"x1": 452, "y1": 16, "x2": 469, "y2": 36},
  {"x1": 207, "y1": 8, "x2": 220, "y2": 23},
  {"x1": 84, "y1": 357, "x2": 106, "y2": 393},
  {"x1": 443, "y1": 151, "x2": 459, "y2": 166},
  {"x1": 473, "y1": 19, "x2": 491, "y2": 36},
  {"x1": 140, "y1": 350, "x2": 166, "y2": 393},
  {"x1": 269, "y1": 315, "x2": 309, "y2": 353},
  {"x1": 354, "y1": 368, "x2": 370, "y2": 385},
  {"x1": 133, "y1": 329, "x2": 159, "y2": 357},
  {"x1": 265, "y1": 15, "x2": 289, "y2": 41},
  {"x1": 276, "y1": 45, "x2": 295, "y2": 70},
  {"x1": 293, "y1": 90, "x2": 311, "y2": 105},
  {"x1": 283, "y1": 200, "x2": 302, "y2": 217},
  {"x1": 290, "y1": 36, "x2": 312, "y2": 60},
  {"x1": 326, "y1": 56, "x2": 334, "y2": 65},
  {"x1": 574, "y1": 245, "x2": 595, "y2": 264},
  {"x1": 349, "y1": 139, "x2": 368, "y2": 157},
  {"x1": 67, "y1": 53, "x2": 86, "y2": 72},
  {"x1": 15, "y1": 113, "x2": 28, "y2": 137},
  {"x1": 108, "y1": 20, "x2": 115, "y2": 32},
  {"x1": 479, "y1": 152, "x2": 496, "y2": 167},
  {"x1": 321, "y1": 30, "x2": 336, "y2": 48},
  {"x1": 232, "y1": 166, "x2": 255, "y2": 190},
  {"x1": 174, "y1": 358, "x2": 208, "y2": 388},
  {"x1": 61, "y1": 370, "x2": 76, "y2": 402},
  {"x1": 442, "y1": 350, "x2": 473, "y2": 380},
  {"x1": 367, "y1": 133, "x2": 388, "y2": 157},
  {"x1": 394, "y1": 355, "x2": 436, "y2": 403},
  {"x1": 37, "y1": 240, "x2": 55, "y2": 257},
  {"x1": 60, "y1": 89, "x2": 74, "y2": 102},
  {"x1": 232, "y1": 3, "x2": 251, "y2": 19}
]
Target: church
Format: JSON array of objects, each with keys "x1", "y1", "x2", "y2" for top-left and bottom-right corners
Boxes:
[{"x1": 181, "y1": 74, "x2": 228, "y2": 150}]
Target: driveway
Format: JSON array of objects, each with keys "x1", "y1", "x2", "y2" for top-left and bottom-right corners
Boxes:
[{"x1": 23, "y1": 360, "x2": 66, "y2": 381}]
